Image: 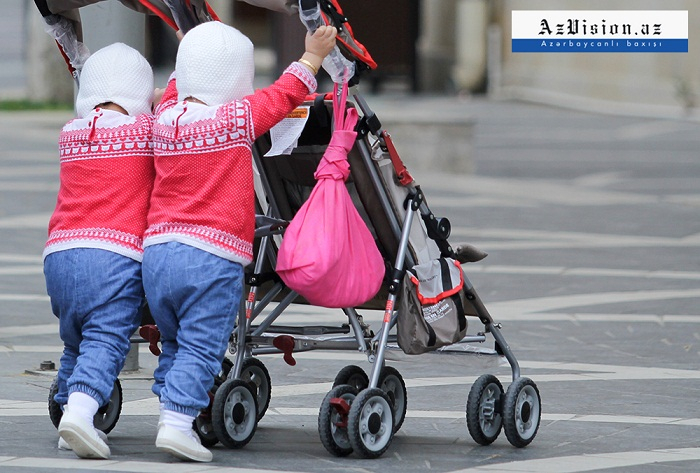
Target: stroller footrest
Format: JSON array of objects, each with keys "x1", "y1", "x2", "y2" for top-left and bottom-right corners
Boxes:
[{"x1": 249, "y1": 324, "x2": 351, "y2": 336}]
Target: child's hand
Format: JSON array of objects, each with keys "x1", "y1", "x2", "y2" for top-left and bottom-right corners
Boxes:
[
  {"x1": 298, "y1": 25, "x2": 337, "y2": 75},
  {"x1": 305, "y1": 25, "x2": 337, "y2": 59}
]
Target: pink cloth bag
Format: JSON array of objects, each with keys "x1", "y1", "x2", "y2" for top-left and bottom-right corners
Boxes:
[{"x1": 276, "y1": 84, "x2": 385, "y2": 308}]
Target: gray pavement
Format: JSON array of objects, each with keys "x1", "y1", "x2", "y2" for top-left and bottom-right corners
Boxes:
[
  {"x1": 1, "y1": 94, "x2": 700, "y2": 473},
  {"x1": 0, "y1": 0, "x2": 27, "y2": 100}
]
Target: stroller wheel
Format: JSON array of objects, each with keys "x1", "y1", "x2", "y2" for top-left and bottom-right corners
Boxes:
[
  {"x1": 193, "y1": 387, "x2": 219, "y2": 448},
  {"x1": 466, "y1": 374, "x2": 503, "y2": 445},
  {"x1": 333, "y1": 365, "x2": 369, "y2": 391},
  {"x1": 194, "y1": 414, "x2": 219, "y2": 448},
  {"x1": 347, "y1": 388, "x2": 394, "y2": 459},
  {"x1": 240, "y1": 357, "x2": 272, "y2": 421},
  {"x1": 194, "y1": 355, "x2": 238, "y2": 448},
  {"x1": 219, "y1": 356, "x2": 234, "y2": 380},
  {"x1": 318, "y1": 384, "x2": 357, "y2": 457},
  {"x1": 48, "y1": 378, "x2": 62, "y2": 429},
  {"x1": 48, "y1": 377, "x2": 122, "y2": 434},
  {"x1": 378, "y1": 366, "x2": 407, "y2": 433},
  {"x1": 502, "y1": 377, "x2": 541, "y2": 448},
  {"x1": 212, "y1": 378, "x2": 258, "y2": 449}
]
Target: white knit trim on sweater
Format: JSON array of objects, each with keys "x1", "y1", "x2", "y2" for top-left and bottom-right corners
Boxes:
[
  {"x1": 287, "y1": 62, "x2": 317, "y2": 94},
  {"x1": 60, "y1": 111, "x2": 153, "y2": 162},
  {"x1": 45, "y1": 227, "x2": 142, "y2": 250},
  {"x1": 153, "y1": 101, "x2": 253, "y2": 154},
  {"x1": 43, "y1": 239, "x2": 143, "y2": 262},
  {"x1": 143, "y1": 222, "x2": 253, "y2": 265}
]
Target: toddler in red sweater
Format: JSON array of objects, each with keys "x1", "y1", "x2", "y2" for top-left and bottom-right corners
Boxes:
[
  {"x1": 44, "y1": 42, "x2": 154, "y2": 459},
  {"x1": 142, "y1": 20, "x2": 336, "y2": 462}
]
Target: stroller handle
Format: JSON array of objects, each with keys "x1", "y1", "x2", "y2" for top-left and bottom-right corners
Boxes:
[
  {"x1": 300, "y1": 0, "x2": 317, "y2": 10},
  {"x1": 298, "y1": 0, "x2": 355, "y2": 84}
]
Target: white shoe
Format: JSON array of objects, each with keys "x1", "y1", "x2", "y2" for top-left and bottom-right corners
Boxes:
[
  {"x1": 156, "y1": 423, "x2": 212, "y2": 462},
  {"x1": 57, "y1": 407, "x2": 110, "y2": 459},
  {"x1": 58, "y1": 429, "x2": 108, "y2": 451}
]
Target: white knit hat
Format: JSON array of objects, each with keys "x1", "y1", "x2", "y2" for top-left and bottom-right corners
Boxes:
[
  {"x1": 176, "y1": 21, "x2": 254, "y2": 106},
  {"x1": 75, "y1": 43, "x2": 154, "y2": 118}
]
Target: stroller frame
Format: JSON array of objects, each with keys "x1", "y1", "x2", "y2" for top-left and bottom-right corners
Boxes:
[{"x1": 207, "y1": 87, "x2": 541, "y2": 457}]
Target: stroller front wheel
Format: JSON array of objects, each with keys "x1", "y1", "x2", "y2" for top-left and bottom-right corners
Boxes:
[
  {"x1": 212, "y1": 378, "x2": 258, "y2": 449},
  {"x1": 466, "y1": 374, "x2": 504, "y2": 445},
  {"x1": 502, "y1": 377, "x2": 541, "y2": 448},
  {"x1": 347, "y1": 388, "x2": 394, "y2": 459}
]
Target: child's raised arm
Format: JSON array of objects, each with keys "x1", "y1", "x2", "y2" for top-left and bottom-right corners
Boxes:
[{"x1": 298, "y1": 25, "x2": 337, "y2": 75}]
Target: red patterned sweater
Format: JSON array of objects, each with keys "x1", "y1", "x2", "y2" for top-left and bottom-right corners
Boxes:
[
  {"x1": 43, "y1": 109, "x2": 155, "y2": 262},
  {"x1": 144, "y1": 63, "x2": 316, "y2": 266}
]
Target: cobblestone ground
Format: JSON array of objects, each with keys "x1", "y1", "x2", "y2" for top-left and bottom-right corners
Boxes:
[{"x1": 1, "y1": 96, "x2": 700, "y2": 472}]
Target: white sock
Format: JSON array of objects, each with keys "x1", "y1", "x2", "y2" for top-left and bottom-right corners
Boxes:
[
  {"x1": 66, "y1": 391, "x2": 99, "y2": 425},
  {"x1": 161, "y1": 409, "x2": 195, "y2": 435}
]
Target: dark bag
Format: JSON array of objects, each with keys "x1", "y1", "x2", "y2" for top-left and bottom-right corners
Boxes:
[{"x1": 397, "y1": 258, "x2": 468, "y2": 355}]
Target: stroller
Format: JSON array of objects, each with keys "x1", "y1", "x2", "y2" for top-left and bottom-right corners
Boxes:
[
  {"x1": 40, "y1": 0, "x2": 542, "y2": 459},
  {"x1": 199, "y1": 0, "x2": 542, "y2": 459}
]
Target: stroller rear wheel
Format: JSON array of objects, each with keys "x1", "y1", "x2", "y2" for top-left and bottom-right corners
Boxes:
[
  {"x1": 48, "y1": 377, "x2": 122, "y2": 434},
  {"x1": 194, "y1": 356, "x2": 238, "y2": 447},
  {"x1": 466, "y1": 374, "x2": 504, "y2": 445},
  {"x1": 377, "y1": 366, "x2": 407, "y2": 433},
  {"x1": 194, "y1": 387, "x2": 221, "y2": 447},
  {"x1": 48, "y1": 379, "x2": 62, "y2": 429},
  {"x1": 194, "y1": 414, "x2": 219, "y2": 447},
  {"x1": 347, "y1": 388, "x2": 394, "y2": 459},
  {"x1": 502, "y1": 377, "x2": 541, "y2": 448},
  {"x1": 212, "y1": 378, "x2": 258, "y2": 449},
  {"x1": 318, "y1": 384, "x2": 358, "y2": 457}
]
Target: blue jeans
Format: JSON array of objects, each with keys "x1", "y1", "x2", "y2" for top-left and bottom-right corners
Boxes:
[
  {"x1": 44, "y1": 249, "x2": 144, "y2": 407},
  {"x1": 142, "y1": 242, "x2": 243, "y2": 418}
]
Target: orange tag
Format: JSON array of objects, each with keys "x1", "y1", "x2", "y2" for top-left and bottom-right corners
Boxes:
[{"x1": 286, "y1": 108, "x2": 309, "y2": 119}]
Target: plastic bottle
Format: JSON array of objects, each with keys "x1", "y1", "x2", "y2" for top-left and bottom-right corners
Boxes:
[
  {"x1": 298, "y1": 0, "x2": 355, "y2": 84},
  {"x1": 42, "y1": 14, "x2": 91, "y2": 83}
]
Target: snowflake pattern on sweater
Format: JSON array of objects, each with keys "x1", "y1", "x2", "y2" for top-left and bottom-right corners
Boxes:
[
  {"x1": 144, "y1": 62, "x2": 316, "y2": 266},
  {"x1": 43, "y1": 109, "x2": 154, "y2": 261}
]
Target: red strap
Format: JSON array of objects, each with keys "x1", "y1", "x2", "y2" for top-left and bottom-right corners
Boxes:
[
  {"x1": 136, "y1": 0, "x2": 177, "y2": 29},
  {"x1": 136, "y1": 0, "x2": 220, "y2": 31},
  {"x1": 410, "y1": 260, "x2": 465, "y2": 306},
  {"x1": 382, "y1": 131, "x2": 413, "y2": 186},
  {"x1": 55, "y1": 40, "x2": 77, "y2": 78},
  {"x1": 324, "y1": 0, "x2": 377, "y2": 70}
]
